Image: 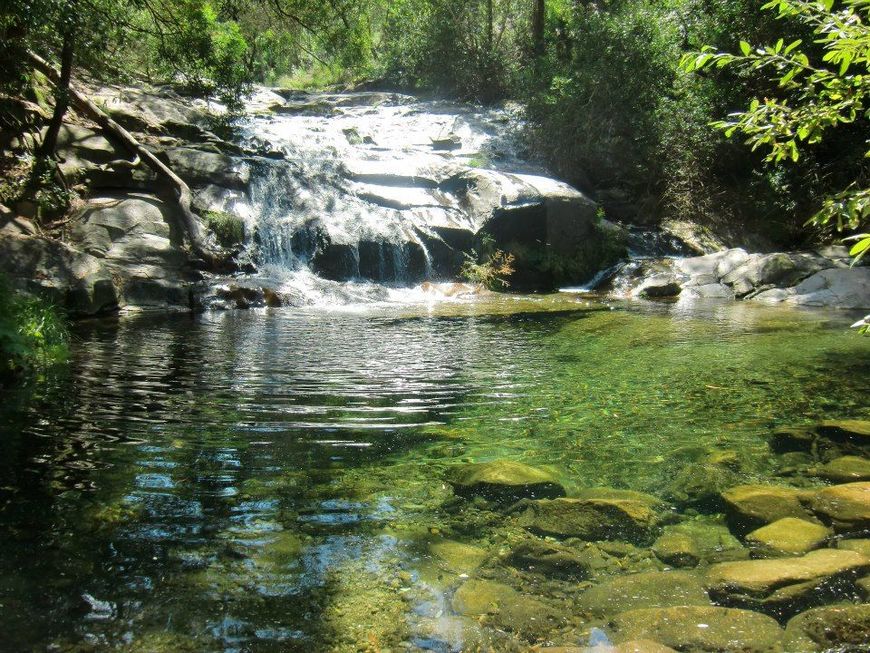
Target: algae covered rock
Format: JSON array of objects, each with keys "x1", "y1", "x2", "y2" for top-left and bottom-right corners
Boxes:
[
  {"x1": 808, "y1": 481, "x2": 870, "y2": 532},
  {"x1": 783, "y1": 604, "x2": 870, "y2": 652},
  {"x1": 428, "y1": 539, "x2": 489, "y2": 574},
  {"x1": 609, "y1": 606, "x2": 783, "y2": 653},
  {"x1": 653, "y1": 519, "x2": 748, "y2": 566},
  {"x1": 744, "y1": 517, "x2": 832, "y2": 557},
  {"x1": 448, "y1": 460, "x2": 565, "y2": 502},
  {"x1": 514, "y1": 495, "x2": 664, "y2": 544},
  {"x1": 811, "y1": 455, "x2": 870, "y2": 482},
  {"x1": 663, "y1": 463, "x2": 737, "y2": 511},
  {"x1": 837, "y1": 538, "x2": 870, "y2": 557},
  {"x1": 721, "y1": 484, "x2": 815, "y2": 532},
  {"x1": 451, "y1": 578, "x2": 567, "y2": 641},
  {"x1": 502, "y1": 538, "x2": 595, "y2": 579},
  {"x1": 577, "y1": 570, "x2": 711, "y2": 616},
  {"x1": 705, "y1": 548, "x2": 870, "y2": 616}
]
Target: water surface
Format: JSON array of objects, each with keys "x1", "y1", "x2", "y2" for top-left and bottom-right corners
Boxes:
[{"x1": 0, "y1": 297, "x2": 867, "y2": 652}]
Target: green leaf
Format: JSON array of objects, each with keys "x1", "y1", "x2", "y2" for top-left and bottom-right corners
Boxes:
[
  {"x1": 849, "y1": 236, "x2": 870, "y2": 257},
  {"x1": 740, "y1": 40, "x2": 751, "y2": 56}
]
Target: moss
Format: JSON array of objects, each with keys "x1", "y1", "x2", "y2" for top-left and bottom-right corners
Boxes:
[{"x1": 202, "y1": 210, "x2": 245, "y2": 248}]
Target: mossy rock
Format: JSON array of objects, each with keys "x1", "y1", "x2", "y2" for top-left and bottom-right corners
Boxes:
[
  {"x1": 501, "y1": 538, "x2": 596, "y2": 579},
  {"x1": 783, "y1": 604, "x2": 870, "y2": 652},
  {"x1": 745, "y1": 517, "x2": 832, "y2": 557},
  {"x1": 428, "y1": 539, "x2": 489, "y2": 574},
  {"x1": 654, "y1": 518, "x2": 748, "y2": 566},
  {"x1": 203, "y1": 210, "x2": 245, "y2": 248},
  {"x1": 577, "y1": 570, "x2": 711, "y2": 617},
  {"x1": 808, "y1": 481, "x2": 870, "y2": 533},
  {"x1": 811, "y1": 455, "x2": 870, "y2": 482},
  {"x1": 721, "y1": 484, "x2": 817, "y2": 533},
  {"x1": 448, "y1": 459, "x2": 565, "y2": 503}
]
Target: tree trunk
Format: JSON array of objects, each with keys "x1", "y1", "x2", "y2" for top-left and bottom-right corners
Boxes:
[
  {"x1": 532, "y1": 0, "x2": 545, "y2": 55},
  {"x1": 486, "y1": 0, "x2": 494, "y2": 52},
  {"x1": 26, "y1": 50, "x2": 221, "y2": 267},
  {"x1": 38, "y1": 30, "x2": 75, "y2": 158}
]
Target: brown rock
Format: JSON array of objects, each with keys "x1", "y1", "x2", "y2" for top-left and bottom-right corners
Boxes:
[
  {"x1": 705, "y1": 549, "x2": 870, "y2": 616},
  {"x1": 812, "y1": 455, "x2": 870, "y2": 482},
  {"x1": 721, "y1": 484, "x2": 815, "y2": 532},
  {"x1": 577, "y1": 570, "x2": 710, "y2": 616},
  {"x1": 745, "y1": 517, "x2": 832, "y2": 556},
  {"x1": 837, "y1": 538, "x2": 870, "y2": 557},
  {"x1": 610, "y1": 606, "x2": 783, "y2": 653},
  {"x1": 809, "y1": 481, "x2": 870, "y2": 532},
  {"x1": 652, "y1": 532, "x2": 701, "y2": 567},
  {"x1": 448, "y1": 460, "x2": 565, "y2": 502},
  {"x1": 783, "y1": 604, "x2": 870, "y2": 652}
]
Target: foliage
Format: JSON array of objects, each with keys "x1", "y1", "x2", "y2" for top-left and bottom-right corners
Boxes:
[
  {"x1": 0, "y1": 275, "x2": 68, "y2": 378},
  {"x1": 203, "y1": 209, "x2": 245, "y2": 247},
  {"x1": 681, "y1": 0, "x2": 870, "y2": 263},
  {"x1": 460, "y1": 249, "x2": 516, "y2": 289}
]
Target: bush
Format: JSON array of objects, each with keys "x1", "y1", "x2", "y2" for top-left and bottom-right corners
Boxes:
[
  {"x1": 203, "y1": 210, "x2": 245, "y2": 248},
  {"x1": 0, "y1": 275, "x2": 68, "y2": 378}
]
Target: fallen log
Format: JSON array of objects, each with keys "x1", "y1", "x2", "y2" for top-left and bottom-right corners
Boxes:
[{"x1": 26, "y1": 50, "x2": 222, "y2": 267}]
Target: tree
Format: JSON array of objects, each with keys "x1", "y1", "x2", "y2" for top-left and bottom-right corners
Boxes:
[{"x1": 681, "y1": 0, "x2": 870, "y2": 265}]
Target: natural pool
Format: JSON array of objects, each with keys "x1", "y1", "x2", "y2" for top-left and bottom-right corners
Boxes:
[{"x1": 0, "y1": 296, "x2": 868, "y2": 652}]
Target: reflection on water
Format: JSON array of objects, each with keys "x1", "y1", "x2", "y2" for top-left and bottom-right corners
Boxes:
[{"x1": 0, "y1": 298, "x2": 867, "y2": 652}]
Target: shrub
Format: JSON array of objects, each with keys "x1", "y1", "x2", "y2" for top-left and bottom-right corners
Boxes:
[{"x1": 203, "y1": 210, "x2": 245, "y2": 248}]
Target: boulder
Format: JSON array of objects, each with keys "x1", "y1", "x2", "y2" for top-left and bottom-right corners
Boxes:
[
  {"x1": 635, "y1": 274, "x2": 681, "y2": 299},
  {"x1": 664, "y1": 463, "x2": 737, "y2": 511},
  {"x1": 451, "y1": 579, "x2": 567, "y2": 641},
  {"x1": 745, "y1": 518, "x2": 832, "y2": 557},
  {"x1": 502, "y1": 539, "x2": 595, "y2": 579},
  {"x1": 428, "y1": 540, "x2": 488, "y2": 574},
  {"x1": 811, "y1": 456, "x2": 870, "y2": 482},
  {"x1": 721, "y1": 252, "x2": 824, "y2": 297},
  {"x1": 577, "y1": 571, "x2": 710, "y2": 616},
  {"x1": 514, "y1": 495, "x2": 664, "y2": 544},
  {"x1": 448, "y1": 460, "x2": 565, "y2": 502},
  {"x1": 655, "y1": 520, "x2": 748, "y2": 565},
  {"x1": 165, "y1": 147, "x2": 250, "y2": 190},
  {"x1": 721, "y1": 484, "x2": 816, "y2": 532},
  {"x1": 651, "y1": 532, "x2": 701, "y2": 568},
  {"x1": 609, "y1": 606, "x2": 783, "y2": 653},
  {"x1": 783, "y1": 604, "x2": 870, "y2": 652},
  {"x1": 752, "y1": 267, "x2": 870, "y2": 309},
  {"x1": 705, "y1": 549, "x2": 869, "y2": 616},
  {"x1": 808, "y1": 482, "x2": 870, "y2": 532},
  {"x1": 837, "y1": 539, "x2": 870, "y2": 557}
]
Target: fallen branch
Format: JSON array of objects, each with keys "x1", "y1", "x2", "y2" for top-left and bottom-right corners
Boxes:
[{"x1": 26, "y1": 49, "x2": 222, "y2": 267}]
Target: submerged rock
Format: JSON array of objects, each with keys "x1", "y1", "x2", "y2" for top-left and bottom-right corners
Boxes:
[
  {"x1": 744, "y1": 517, "x2": 832, "y2": 557},
  {"x1": 428, "y1": 539, "x2": 489, "y2": 574},
  {"x1": 654, "y1": 520, "x2": 749, "y2": 565},
  {"x1": 783, "y1": 604, "x2": 870, "y2": 652},
  {"x1": 448, "y1": 460, "x2": 565, "y2": 503},
  {"x1": 577, "y1": 570, "x2": 710, "y2": 616},
  {"x1": 811, "y1": 455, "x2": 870, "y2": 482},
  {"x1": 705, "y1": 548, "x2": 870, "y2": 616},
  {"x1": 808, "y1": 481, "x2": 870, "y2": 533},
  {"x1": 502, "y1": 538, "x2": 595, "y2": 579},
  {"x1": 721, "y1": 484, "x2": 816, "y2": 533},
  {"x1": 609, "y1": 606, "x2": 783, "y2": 653},
  {"x1": 651, "y1": 532, "x2": 701, "y2": 568},
  {"x1": 514, "y1": 495, "x2": 665, "y2": 544},
  {"x1": 664, "y1": 463, "x2": 737, "y2": 512}
]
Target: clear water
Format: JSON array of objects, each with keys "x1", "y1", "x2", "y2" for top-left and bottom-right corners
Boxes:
[{"x1": 0, "y1": 297, "x2": 867, "y2": 652}]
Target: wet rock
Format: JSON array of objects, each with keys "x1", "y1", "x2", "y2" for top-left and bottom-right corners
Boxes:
[
  {"x1": 502, "y1": 539, "x2": 594, "y2": 579},
  {"x1": 655, "y1": 520, "x2": 749, "y2": 564},
  {"x1": 609, "y1": 606, "x2": 782, "y2": 653},
  {"x1": 721, "y1": 484, "x2": 816, "y2": 533},
  {"x1": 652, "y1": 532, "x2": 701, "y2": 567},
  {"x1": 837, "y1": 538, "x2": 870, "y2": 557},
  {"x1": 514, "y1": 496, "x2": 664, "y2": 544},
  {"x1": 783, "y1": 604, "x2": 870, "y2": 652},
  {"x1": 811, "y1": 455, "x2": 870, "y2": 482},
  {"x1": 752, "y1": 267, "x2": 870, "y2": 309},
  {"x1": 745, "y1": 518, "x2": 832, "y2": 557},
  {"x1": 721, "y1": 252, "x2": 824, "y2": 297},
  {"x1": 165, "y1": 147, "x2": 250, "y2": 190},
  {"x1": 448, "y1": 460, "x2": 565, "y2": 503},
  {"x1": 451, "y1": 578, "x2": 567, "y2": 641},
  {"x1": 428, "y1": 540, "x2": 488, "y2": 574},
  {"x1": 817, "y1": 419, "x2": 870, "y2": 441},
  {"x1": 808, "y1": 481, "x2": 870, "y2": 533},
  {"x1": 577, "y1": 570, "x2": 710, "y2": 616},
  {"x1": 705, "y1": 549, "x2": 869, "y2": 616},
  {"x1": 636, "y1": 274, "x2": 681, "y2": 299},
  {"x1": 664, "y1": 463, "x2": 737, "y2": 511}
]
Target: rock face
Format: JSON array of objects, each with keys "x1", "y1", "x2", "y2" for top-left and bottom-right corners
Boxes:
[
  {"x1": 609, "y1": 606, "x2": 783, "y2": 653},
  {"x1": 577, "y1": 571, "x2": 711, "y2": 616},
  {"x1": 514, "y1": 494, "x2": 665, "y2": 544},
  {"x1": 597, "y1": 246, "x2": 870, "y2": 309},
  {"x1": 808, "y1": 482, "x2": 870, "y2": 532},
  {"x1": 783, "y1": 604, "x2": 870, "y2": 652},
  {"x1": 705, "y1": 548, "x2": 869, "y2": 616},
  {"x1": 448, "y1": 460, "x2": 565, "y2": 502}
]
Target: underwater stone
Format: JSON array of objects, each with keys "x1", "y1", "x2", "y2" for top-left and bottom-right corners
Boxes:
[
  {"x1": 655, "y1": 519, "x2": 748, "y2": 565},
  {"x1": 721, "y1": 484, "x2": 816, "y2": 533},
  {"x1": 812, "y1": 455, "x2": 870, "y2": 482},
  {"x1": 705, "y1": 548, "x2": 870, "y2": 617},
  {"x1": 502, "y1": 538, "x2": 595, "y2": 579},
  {"x1": 428, "y1": 539, "x2": 489, "y2": 574},
  {"x1": 744, "y1": 517, "x2": 832, "y2": 557},
  {"x1": 664, "y1": 463, "x2": 737, "y2": 512},
  {"x1": 783, "y1": 604, "x2": 870, "y2": 652},
  {"x1": 808, "y1": 481, "x2": 870, "y2": 532},
  {"x1": 448, "y1": 460, "x2": 565, "y2": 503},
  {"x1": 817, "y1": 419, "x2": 870, "y2": 441},
  {"x1": 609, "y1": 606, "x2": 783, "y2": 653},
  {"x1": 837, "y1": 538, "x2": 870, "y2": 557},
  {"x1": 514, "y1": 497, "x2": 663, "y2": 544},
  {"x1": 651, "y1": 532, "x2": 701, "y2": 567},
  {"x1": 577, "y1": 570, "x2": 711, "y2": 616}
]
